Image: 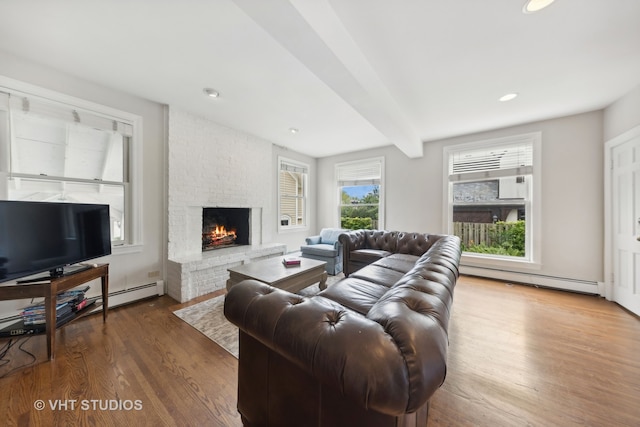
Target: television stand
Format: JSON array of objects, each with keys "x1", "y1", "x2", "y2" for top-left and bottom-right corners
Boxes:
[{"x1": 0, "y1": 264, "x2": 109, "y2": 360}]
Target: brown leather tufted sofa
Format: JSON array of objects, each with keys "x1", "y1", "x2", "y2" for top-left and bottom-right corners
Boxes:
[
  {"x1": 340, "y1": 229, "x2": 440, "y2": 277},
  {"x1": 224, "y1": 233, "x2": 461, "y2": 427}
]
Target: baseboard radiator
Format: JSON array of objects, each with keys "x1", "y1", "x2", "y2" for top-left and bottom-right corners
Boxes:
[
  {"x1": 460, "y1": 265, "x2": 601, "y2": 295},
  {"x1": 0, "y1": 281, "x2": 164, "y2": 326},
  {"x1": 106, "y1": 280, "x2": 165, "y2": 308}
]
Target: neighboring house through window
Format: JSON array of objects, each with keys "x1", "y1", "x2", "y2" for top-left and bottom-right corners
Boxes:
[
  {"x1": 278, "y1": 157, "x2": 308, "y2": 230},
  {"x1": 336, "y1": 157, "x2": 384, "y2": 230},
  {"x1": 444, "y1": 132, "x2": 541, "y2": 265},
  {"x1": 0, "y1": 81, "x2": 142, "y2": 251}
]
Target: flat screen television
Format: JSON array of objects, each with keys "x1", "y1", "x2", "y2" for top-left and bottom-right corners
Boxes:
[{"x1": 0, "y1": 200, "x2": 112, "y2": 283}]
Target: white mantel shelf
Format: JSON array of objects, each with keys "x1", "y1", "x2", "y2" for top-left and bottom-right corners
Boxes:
[{"x1": 167, "y1": 243, "x2": 287, "y2": 302}]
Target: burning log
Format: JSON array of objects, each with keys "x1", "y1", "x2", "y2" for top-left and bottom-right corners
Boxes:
[{"x1": 202, "y1": 225, "x2": 238, "y2": 250}]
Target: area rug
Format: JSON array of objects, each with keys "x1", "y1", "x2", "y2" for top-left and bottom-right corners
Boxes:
[{"x1": 173, "y1": 274, "x2": 344, "y2": 358}]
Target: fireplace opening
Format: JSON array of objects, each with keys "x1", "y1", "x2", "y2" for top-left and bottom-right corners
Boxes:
[{"x1": 202, "y1": 207, "x2": 250, "y2": 251}]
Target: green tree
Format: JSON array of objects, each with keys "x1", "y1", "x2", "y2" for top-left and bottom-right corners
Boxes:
[{"x1": 340, "y1": 187, "x2": 379, "y2": 229}]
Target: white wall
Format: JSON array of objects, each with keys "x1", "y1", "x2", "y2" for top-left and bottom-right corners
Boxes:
[
  {"x1": 0, "y1": 52, "x2": 166, "y2": 317},
  {"x1": 604, "y1": 84, "x2": 640, "y2": 140},
  {"x1": 318, "y1": 111, "x2": 605, "y2": 284}
]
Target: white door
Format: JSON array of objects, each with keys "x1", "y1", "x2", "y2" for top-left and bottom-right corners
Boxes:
[{"x1": 609, "y1": 130, "x2": 640, "y2": 316}]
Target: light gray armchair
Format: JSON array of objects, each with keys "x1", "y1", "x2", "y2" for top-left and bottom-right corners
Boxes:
[{"x1": 299, "y1": 228, "x2": 347, "y2": 275}]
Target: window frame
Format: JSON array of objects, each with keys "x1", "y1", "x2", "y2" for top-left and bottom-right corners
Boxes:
[
  {"x1": 0, "y1": 76, "x2": 143, "y2": 254},
  {"x1": 443, "y1": 133, "x2": 541, "y2": 269},
  {"x1": 336, "y1": 157, "x2": 385, "y2": 230},
  {"x1": 277, "y1": 156, "x2": 309, "y2": 232}
]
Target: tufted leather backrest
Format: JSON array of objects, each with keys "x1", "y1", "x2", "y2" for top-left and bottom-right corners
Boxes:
[
  {"x1": 344, "y1": 230, "x2": 440, "y2": 256},
  {"x1": 396, "y1": 232, "x2": 434, "y2": 256},
  {"x1": 364, "y1": 230, "x2": 398, "y2": 252}
]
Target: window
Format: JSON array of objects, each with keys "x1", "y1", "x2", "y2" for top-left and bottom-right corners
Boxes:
[
  {"x1": 337, "y1": 157, "x2": 384, "y2": 230},
  {"x1": 0, "y1": 83, "x2": 142, "y2": 250},
  {"x1": 278, "y1": 157, "x2": 308, "y2": 230},
  {"x1": 444, "y1": 133, "x2": 540, "y2": 264}
]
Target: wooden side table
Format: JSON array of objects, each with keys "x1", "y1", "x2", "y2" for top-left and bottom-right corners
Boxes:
[{"x1": 0, "y1": 264, "x2": 109, "y2": 360}]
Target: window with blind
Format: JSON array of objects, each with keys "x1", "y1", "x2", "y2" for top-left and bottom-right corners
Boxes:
[
  {"x1": 444, "y1": 133, "x2": 541, "y2": 262},
  {"x1": 0, "y1": 86, "x2": 141, "y2": 248},
  {"x1": 278, "y1": 157, "x2": 308, "y2": 230},
  {"x1": 336, "y1": 157, "x2": 384, "y2": 230}
]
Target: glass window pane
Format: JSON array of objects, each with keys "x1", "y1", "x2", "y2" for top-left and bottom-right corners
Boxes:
[
  {"x1": 278, "y1": 160, "x2": 307, "y2": 228},
  {"x1": 8, "y1": 177, "x2": 125, "y2": 242},
  {"x1": 11, "y1": 114, "x2": 124, "y2": 182},
  {"x1": 452, "y1": 178, "x2": 527, "y2": 257},
  {"x1": 340, "y1": 184, "x2": 380, "y2": 230}
]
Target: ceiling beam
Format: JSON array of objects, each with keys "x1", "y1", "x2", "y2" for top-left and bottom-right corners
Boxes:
[{"x1": 232, "y1": 0, "x2": 423, "y2": 158}]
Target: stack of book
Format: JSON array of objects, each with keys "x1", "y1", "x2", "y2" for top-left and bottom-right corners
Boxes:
[
  {"x1": 0, "y1": 287, "x2": 98, "y2": 338},
  {"x1": 282, "y1": 256, "x2": 302, "y2": 267},
  {"x1": 20, "y1": 286, "x2": 93, "y2": 327}
]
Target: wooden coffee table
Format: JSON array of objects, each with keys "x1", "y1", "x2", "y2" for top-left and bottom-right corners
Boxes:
[{"x1": 226, "y1": 257, "x2": 327, "y2": 293}]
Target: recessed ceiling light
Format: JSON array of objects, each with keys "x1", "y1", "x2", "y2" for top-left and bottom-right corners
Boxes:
[
  {"x1": 203, "y1": 88, "x2": 220, "y2": 98},
  {"x1": 499, "y1": 93, "x2": 519, "y2": 102},
  {"x1": 289, "y1": 127, "x2": 299, "y2": 134},
  {"x1": 523, "y1": 0, "x2": 556, "y2": 13}
]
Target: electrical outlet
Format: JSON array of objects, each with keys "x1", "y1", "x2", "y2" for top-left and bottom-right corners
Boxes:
[{"x1": 148, "y1": 271, "x2": 160, "y2": 278}]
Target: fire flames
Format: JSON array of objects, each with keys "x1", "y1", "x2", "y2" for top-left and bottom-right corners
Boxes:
[
  {"x1": 203, "y1": 225, "x2": 237, "y2": 249},
  {"x1": 213, "y1": 225, "x2": 236, "y2": 239}
]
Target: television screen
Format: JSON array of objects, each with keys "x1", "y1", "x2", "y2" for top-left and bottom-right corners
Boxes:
[{"x1": 0, "y1": 201, "x2": 111, "y2": 283}]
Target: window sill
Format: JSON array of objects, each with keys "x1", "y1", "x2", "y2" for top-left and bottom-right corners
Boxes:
[
  {"x1": 112, "y1": 243, "x2": 144, "y2": 255},
  {"x1": 278, "y1": 226, "x2": 309, "y2": 234},
  {"x1": 461, "y1": 252, "x2": 541, "y2": 271}
]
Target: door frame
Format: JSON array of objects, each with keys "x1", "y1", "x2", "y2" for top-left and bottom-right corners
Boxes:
[{"x1": 603, "y1": 124, "x2": 640, "y2": 302}]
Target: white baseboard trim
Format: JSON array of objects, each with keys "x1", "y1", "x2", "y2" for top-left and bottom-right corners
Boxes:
[
  {"x1": 460, "y1": 265, "x2": 600, "y2": 295},
  {"x1": 105, "y1": 281, "x2": 163, "y2": 308}
]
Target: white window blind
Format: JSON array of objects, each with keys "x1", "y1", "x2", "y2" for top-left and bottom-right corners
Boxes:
[
  {"x1": 7, "y1": 91, "x2": 133, "y2": 136},
  {"x1": 337, "y1": 158, "x2": 382, "y2": 186},
  {"x1": 280, "y1": 161, "x2": 308, "y2": 175},
  {"x1": 449, "y1": 138, "x2": 534, "y2": 182}
]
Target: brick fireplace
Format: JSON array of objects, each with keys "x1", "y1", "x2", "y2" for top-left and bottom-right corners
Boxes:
[{"x1": 166, "y1": 108, "x2": 285, "y2": 302}]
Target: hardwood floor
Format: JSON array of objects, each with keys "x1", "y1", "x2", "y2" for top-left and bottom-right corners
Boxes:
[{"x1": 1, "y1": 275, "x2": 639, "y2": 426}]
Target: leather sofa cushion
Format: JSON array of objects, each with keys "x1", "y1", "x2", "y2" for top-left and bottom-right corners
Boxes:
[
  {"x1": 300, "y1": 243, "x2": 339, "y2": 257},
  {"x1": 318, "y1": 277, "x2": 389, "y2": 315},
  {"x1": 350, "y1": 264, "x2": 406, "y2": 289},
  {"x1": 374, "y1": 253, "x2": 420, "y2": 274},
  {"x1": 350, "y1": 248, "x2": 392, "y2": 264}
]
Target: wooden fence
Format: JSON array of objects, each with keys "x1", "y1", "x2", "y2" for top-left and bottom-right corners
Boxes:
[{"x1": 453, "y1": 222, "x2": 516, "y2": 248}]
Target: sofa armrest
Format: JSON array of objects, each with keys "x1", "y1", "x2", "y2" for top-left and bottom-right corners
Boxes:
[
  {"x1": 224, "y1": 280, "x2": 421, "y2": 415},
  {"x1": 305, "y1": 235, "x2": 321, "y2": 245},
  {"x1": 339, "y1": 229, "x2": 366, "y2": 251},
  {"x1": 339, "y1": 230, "x2": 366, "y2": 276}
]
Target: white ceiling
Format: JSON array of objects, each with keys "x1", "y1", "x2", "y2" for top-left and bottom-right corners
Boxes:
[{"x1": 1, "y1": 0, "x2": 639, "y2": 158}]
